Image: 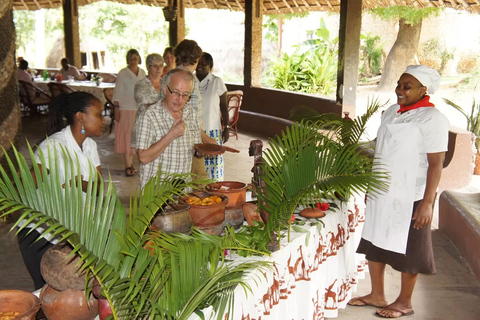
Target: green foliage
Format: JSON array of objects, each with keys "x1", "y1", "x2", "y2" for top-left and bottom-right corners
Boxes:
[
  {"x1": 420, "y1": 38, "x2": 455, "y2": 74},
  {"x1": 371, "y1": 6, "x2": 441, "y2": 25},
  {"x1": 443, "y1": 98, "x2": 480, "y2": 154},
  {"x1": 266, "y1": 18, "x2": 337, "y2": 96},
  {"x1": 79, "y1": 2, "x2": 169, "y2": 69},
  {"x1": 13, "y1": 10, "x2": 36, "y2": 54},
  {"x1": 0, "y1": 143, "x2": 269, "y2": 319},
  {"x1": 263, "y1": 13, "x2": 310, "y2": 44},
  {"x1": 360, "y1": 33, "x2": 384, "y2": 77},
  {"x1": 257, "y1": 99, "x2": 390, "y2": 247}
]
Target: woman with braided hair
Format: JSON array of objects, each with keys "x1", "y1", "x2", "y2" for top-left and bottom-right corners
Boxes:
[{"x1": 17, "y1": 91, "x2": 105, "y2": 290}]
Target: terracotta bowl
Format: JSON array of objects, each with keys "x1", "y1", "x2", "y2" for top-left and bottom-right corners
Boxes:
[
  {"x1": 0, "y1": 290, "x2": 40, "y2": 320},
  {"x1": 206, "y1": 181, "x2": 248, "y2": 228},
  {"x1": 206, "y1": 181, "x2": 247, "y2": 209},
  {"x1": 298, "y1": 207, "x2": 326, "y2": 218},
  {"x1": 180, "y1": 192, "x2": 228, "y2": 235}
]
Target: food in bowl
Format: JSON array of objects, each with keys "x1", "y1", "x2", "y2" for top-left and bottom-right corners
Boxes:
[
  {"x1": 0, "y1": 311, "x2": 20, "y2": 320},
  {"x1": 186, "y1": 195, "x2": 222, "y2": 206}
]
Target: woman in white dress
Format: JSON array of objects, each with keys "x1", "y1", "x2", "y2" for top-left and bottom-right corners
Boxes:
[
  {"x1": 195, "y1": 53, "x2": 229, "y2": 181},
  {"x1": 348, "y1": 65, "x2": 449, "y2": 318},
  {"x1": 113, "y1": 49, "x2": 146, "y2": 176},
  {"x1": 18, "y1": 91, "x2": 105, "y2": 290}
]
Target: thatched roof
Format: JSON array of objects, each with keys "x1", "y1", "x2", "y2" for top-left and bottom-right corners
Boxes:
[{"x1": 12, "y1": 0, "x2": 480, "y2": 15}]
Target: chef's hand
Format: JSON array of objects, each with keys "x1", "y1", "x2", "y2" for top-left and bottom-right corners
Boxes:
[
  {"x1": 412, "y1": 201, "x2": 433, "y2": 229},
  {"x1": 169, "y1": 118, "x2": 185, "y2": 138},
  {"x1": 193, "y1": 144, "x2": 205, "y2": 158},
  {"x1": 222, "y1": 128, "x2": 230, "y2": 143}
]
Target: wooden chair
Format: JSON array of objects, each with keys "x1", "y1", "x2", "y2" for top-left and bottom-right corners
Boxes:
[
  {"x1": 18, "y1": 80, "x2": 52, "y2": 116},
  {"x1": 226, "y1": 90, "x2": 243, "y2": 140},
  {"x1": 48, "y1": 82, "x2": 75, "y2": 98},
  {"x1": 103, "y1": 88, "x2": 115, "y2": 134}
]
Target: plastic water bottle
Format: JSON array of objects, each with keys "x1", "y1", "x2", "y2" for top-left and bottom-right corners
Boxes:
[{"x1": 42, "y1": 70, "x2": 48, "y2": 81}]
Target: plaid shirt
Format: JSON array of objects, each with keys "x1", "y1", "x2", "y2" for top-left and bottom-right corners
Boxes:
[{"x1": 135, "y1": 99, "x2": 199, "y2": 188}]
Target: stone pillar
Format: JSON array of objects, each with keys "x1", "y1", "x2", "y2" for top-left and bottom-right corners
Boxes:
[
  {"x1": 0, "y1": 0, "x2": 21, "y2": 166},
  {"x1": 63, "y1": 0, "x2": 81, "y2": 68},
  {"x1": 168, "y1": 0, "x2": 185, "y2": 47},
  {"x1": 336, "y1": 0, "x2": 362, "y2": 117},
  {"x1": 244, "y1": 0, "x2": 263, "y2": 87}
]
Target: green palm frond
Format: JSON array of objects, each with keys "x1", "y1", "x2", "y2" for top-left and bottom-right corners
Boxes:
[
  {"x1": 257, "y1": 119, "x2": 389, "y2": 242},
  {"x1": 0, "y1": 142, "x2": 268, "y2": 320},
  {"x1": 290, "y1": 96, "x2": 388, "y2": 146}
]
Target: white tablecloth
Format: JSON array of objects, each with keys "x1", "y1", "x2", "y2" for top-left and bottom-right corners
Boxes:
[
  {"x1": 197, "y1": 196, "x2": 367, "y2": 320},
  {"x1": 34, "y1": 80, "x2": 115, "y2": 104}
]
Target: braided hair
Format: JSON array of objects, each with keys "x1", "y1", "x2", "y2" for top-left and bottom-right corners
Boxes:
[{"x1": 47, "y1": 92, "x2": 97, "y2": 135}]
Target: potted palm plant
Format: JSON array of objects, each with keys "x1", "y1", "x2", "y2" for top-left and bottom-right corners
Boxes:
[
  {"x1": 443, "y1": 98, "x2": 480, "y2": 173},
  {"x1": 255, "y1": 98, "x2": 389, "y2": 250},
  {"x1": 0, "y1": 143, "x2": 268, "y2": 320}
]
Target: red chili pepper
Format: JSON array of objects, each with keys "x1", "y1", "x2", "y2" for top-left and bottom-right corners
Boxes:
[{"x1": 291, "y1": 214, "x2": 296, "y2": 222}]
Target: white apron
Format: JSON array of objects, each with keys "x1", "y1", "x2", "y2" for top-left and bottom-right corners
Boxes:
[{"x1": 362, "y1": 120, "x2": 421, "y2": 254}]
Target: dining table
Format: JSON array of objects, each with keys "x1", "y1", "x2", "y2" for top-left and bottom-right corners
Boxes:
[
  {"x1": 193, "y1": 194, "x2": 368, "y2": 320},
  {"x1": 34, "y1": 79, "x2": 115, "y2": 105}
]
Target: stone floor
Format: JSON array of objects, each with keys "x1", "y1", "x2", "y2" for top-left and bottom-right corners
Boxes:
[{"x1": 1, "y1": 115, "x2": 480, "y2": 319}]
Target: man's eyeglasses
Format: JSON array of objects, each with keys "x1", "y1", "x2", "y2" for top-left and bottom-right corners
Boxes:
[{"x1": 166, "y1": 85, "x2": 191, "y2": 100}]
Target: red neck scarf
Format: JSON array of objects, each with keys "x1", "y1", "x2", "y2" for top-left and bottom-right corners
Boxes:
[{"x1": 397, "y1": 95, "x2": 435, "y2": 114}]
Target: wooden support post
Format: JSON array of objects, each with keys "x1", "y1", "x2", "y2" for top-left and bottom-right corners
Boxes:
[
  {"x1": 168, "y1": 0, "x2": 185, "y2": 47},
  {"x1": 244, "y1": 0, "x2": 263, "y2": 88},
  {"x1": 336, "y1": 0, "x2": 362, "y2": 117},
  {"x1": 63, "y1": 0, "x2": 81, "y2": 68}
]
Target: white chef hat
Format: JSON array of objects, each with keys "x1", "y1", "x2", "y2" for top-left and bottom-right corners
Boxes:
[{"x1": 403, "y1": 65, "x2": 441, "y2": 94}]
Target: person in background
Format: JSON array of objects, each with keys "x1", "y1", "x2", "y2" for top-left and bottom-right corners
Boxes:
[
  {"x1": 347, "y1": 65, "x2": 449, "y2": 318},
  {"x1": 18, "y1": 59, "x2": 33, "y2": 83},
  {"x1": 196, "y1": 52, "x2": 229, "y2": 181},
  {"x1": 131, "y1": 53, "x2": 164, "y2": 149},
  {"x1": 162, "y1": 47, "x2": 176, "y2": 77},
  {"x1": 160, "y1": 39, "x2": 216, "y2": 179},
  {"x1": 58, "y1": 58, "x2": 86, "y2": 81},
  {"x1": 17, "y1": 91, "x2": 105, "y2": 290},
  {"x1": 135, "y1": 69, "x2": 199, "y2": 189},
  {"x1": 113, "y1": 49, "x2": 146, "y2": 177}
]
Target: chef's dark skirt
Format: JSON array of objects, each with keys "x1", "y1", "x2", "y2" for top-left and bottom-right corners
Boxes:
[{"x1": 357, "y1": 200, "x2": 436, "y2": 275}]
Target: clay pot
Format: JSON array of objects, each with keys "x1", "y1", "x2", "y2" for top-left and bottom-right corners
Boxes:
[
  {"x1": 40, "y1": 242, "x2": 88, "y2": 291},
  {"x1": 242, "y1": 203, "x2": 263, "y2": 226},
  {"x1": 98, "y1": 298, "x2": 113, "y2": 320},
  {"x1": 40, "y1": 284, "x2": 98, "y2": 320},
  {"x1": 298, "y1": 208, "x2": 326, "y2": 218},
  {"x1": 151, "y1": 203, "x2": 193, "y2": 234},
  {"x1": 181, "y1": 192, "x2": 228, "y2": 235},
  {"x1": 206, "y1": 181, "x2": 248, "y2": 228},
  {"x1": 0, "y1": 290, "x2": 40, "y2": 320}
]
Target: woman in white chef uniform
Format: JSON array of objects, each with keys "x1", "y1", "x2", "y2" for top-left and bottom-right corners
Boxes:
[{"x1": 348, "y1": 65, "x2": 449, "y2": 318}]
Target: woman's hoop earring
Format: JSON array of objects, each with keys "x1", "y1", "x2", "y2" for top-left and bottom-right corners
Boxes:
[{"x1": 81, "y1": 126, "x2": 85, "y2": 134}]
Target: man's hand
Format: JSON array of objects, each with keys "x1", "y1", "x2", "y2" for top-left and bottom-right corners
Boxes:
[
  {"x1": 169, "y1": 118, "x2": 185, "y2": 138},
  {"x1": 412, "y1": 201, "x2": 433, "y2": 229}
]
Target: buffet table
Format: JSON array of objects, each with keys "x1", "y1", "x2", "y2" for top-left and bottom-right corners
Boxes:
[
  {"x1": 34, "y1": 80, "x2": 115, "y2": 104},
  {"x1": 198, "y1": 196, "x2": 367, "y2": 320}
]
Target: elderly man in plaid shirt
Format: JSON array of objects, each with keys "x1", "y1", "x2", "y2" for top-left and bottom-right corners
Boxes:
[{"x1": 134, "y1": 69, "x2": 200, "y2": 188}]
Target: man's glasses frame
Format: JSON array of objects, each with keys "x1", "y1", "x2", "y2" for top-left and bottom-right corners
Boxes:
[{"x1": 166, "y1": 85, "x2": 191, "y2": 100}]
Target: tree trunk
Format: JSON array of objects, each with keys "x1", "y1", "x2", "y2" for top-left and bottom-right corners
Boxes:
[
  {"x1": 0, "y1": 0, "x2": 22, "y2": 222},
  {"x1": 377, "y1": 18, "x2": 423, "y2": 92}
]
